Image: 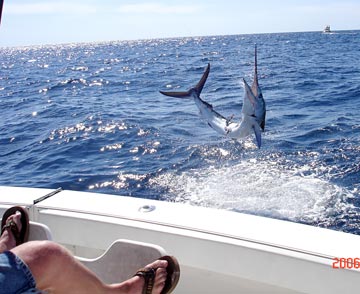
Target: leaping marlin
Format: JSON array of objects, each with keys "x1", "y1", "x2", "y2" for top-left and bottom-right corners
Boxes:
[
  {"x1": 250, "y1": 44, "x2": 266, "y2": 132},
  {"x1": 160, "y1": 46, "x2": 266, "y2": 148}
]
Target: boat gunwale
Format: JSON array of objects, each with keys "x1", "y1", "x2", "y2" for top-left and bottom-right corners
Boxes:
[{"x1": 35, "y1": 205, "x2": 335, "y2": 262}]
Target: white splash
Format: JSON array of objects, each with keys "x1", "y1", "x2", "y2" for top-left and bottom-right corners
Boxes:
[{"x1": 151, "y1": 158, "x2": 352, "y2": 223}]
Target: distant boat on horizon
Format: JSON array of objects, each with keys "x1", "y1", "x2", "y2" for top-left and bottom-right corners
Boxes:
[{"x1": 323, "y1": 25, "x2": 331, "y2": 33}]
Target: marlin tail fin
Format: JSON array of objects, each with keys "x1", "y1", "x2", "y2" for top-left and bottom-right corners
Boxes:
[
  {"x1": 159, "y1": 90, "x2": 191, "y2": 98},
  {"x1": 194, "y1": 63, "x2": 210, "y2": 95},
  {"x1": 160, "y1": 63, "x2": 210, "y2": 98}
]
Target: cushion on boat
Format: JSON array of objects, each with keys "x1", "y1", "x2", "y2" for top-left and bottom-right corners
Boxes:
[{"x1": 76, "y1": 239, "x2": 167, "y2": 284}]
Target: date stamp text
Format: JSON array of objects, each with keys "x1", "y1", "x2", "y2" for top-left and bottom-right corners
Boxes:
[{"x1": 332, "y1": 258, "x2": 360, "y2": 269}]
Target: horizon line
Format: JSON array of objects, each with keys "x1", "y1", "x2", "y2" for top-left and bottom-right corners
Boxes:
[{"x1": 1, "y1": 28, "x2": 359, "y2": 49}]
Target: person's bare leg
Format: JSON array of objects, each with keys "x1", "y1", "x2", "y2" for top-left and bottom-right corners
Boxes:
[
  {"x1": 11, "y1": 240, "x2": 168, "y2": 294},
  {"x1": 0, "y1": 211, "x2": 22, "y2": 252}
]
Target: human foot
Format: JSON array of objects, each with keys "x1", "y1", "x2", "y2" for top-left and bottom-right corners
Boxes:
[
  {"x1": 0, "y1": 206, "x2": 29, "y2": 249},
  {"x1": 112, "y1": 256, "x2": 180, "y2": 294},
  {"x1": 134, "y1": 259, "x2": 169, "y2": 294}
]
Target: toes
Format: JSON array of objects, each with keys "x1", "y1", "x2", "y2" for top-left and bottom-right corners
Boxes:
[
  {"x1": 10, "y1": 212, "x2": 22, "y2": 231},
  {"x1": 147, "y1": 259, "x2": 168, "y2": 270},
  {"x1": 153, "y1": 268, "x2": 168, "y2": 293},
  {"x1": 155, "y1": 268, "x2": 167, "y2": 281}
]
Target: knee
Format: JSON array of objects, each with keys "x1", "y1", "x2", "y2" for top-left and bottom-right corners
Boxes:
[
  {"x1": 14, "y1": 240, "x2": 70, "y2": 269},
  {"x1": 12, "y1": 240, "x2": 73, "y2": 283},
  {"x1": 37, "y1": 240, "x2": 66, "y2": 255},
  {"x1": 31, "y1": 240, "x2": 70, "y2": 264}
]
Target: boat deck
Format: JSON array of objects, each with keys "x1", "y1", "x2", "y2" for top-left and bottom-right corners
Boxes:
[{"x1": 1, "y1": 186, "x2": 360, "y2": 293}]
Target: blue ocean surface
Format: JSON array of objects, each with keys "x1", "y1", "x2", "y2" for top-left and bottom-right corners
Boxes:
[{"x1": 1, "y1": 31, "x2": 359, "y2": 234}]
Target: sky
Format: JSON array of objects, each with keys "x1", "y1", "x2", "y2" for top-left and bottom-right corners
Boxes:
[{"x1": 0, "y1": 0, "x2": 359, "y2": 47}]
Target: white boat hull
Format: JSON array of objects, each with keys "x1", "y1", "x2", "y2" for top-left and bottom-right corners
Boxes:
[{"x1": 1, "y1": 186, "x2": 360, "y2": 293}]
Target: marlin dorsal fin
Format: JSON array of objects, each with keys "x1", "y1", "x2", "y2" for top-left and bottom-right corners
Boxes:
[{"x1": 251, "y1": 44, "x2": 259, "y2": 97}]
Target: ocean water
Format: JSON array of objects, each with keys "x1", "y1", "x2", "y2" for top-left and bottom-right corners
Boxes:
[{"x1": 1, "y1": 31, "x2": 360, "y2": 234}]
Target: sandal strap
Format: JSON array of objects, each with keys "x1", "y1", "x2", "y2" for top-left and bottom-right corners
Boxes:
[
  {"x1": 1, "y1": 220, "x2": 20, "y2": 242},
  {"x1": 134, "y1": 268, "x2": 156, "y2": 294}
]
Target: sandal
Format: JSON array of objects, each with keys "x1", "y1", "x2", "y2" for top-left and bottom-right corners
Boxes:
[
  {"x1": 134, "y1": 255, "x2": 180, "y2": 294},
  {"x1": 1, "y1": 206, "x2": 30, "y2": 246}
]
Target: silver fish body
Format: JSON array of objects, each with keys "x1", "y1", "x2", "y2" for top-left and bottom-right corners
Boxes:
[
  {"x1": 251, "y1": 44, "x2": 266, "y2": 131},
  {"x1": 160, "y1": 47, "x2": 266, "y2": 148}
]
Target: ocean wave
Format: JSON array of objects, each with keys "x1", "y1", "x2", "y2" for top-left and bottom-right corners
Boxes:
[{"x1": 150, "y1": 153, "x2": 357, "y2": 229}]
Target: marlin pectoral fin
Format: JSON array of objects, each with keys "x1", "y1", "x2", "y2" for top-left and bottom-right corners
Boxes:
[
  {"x1": 159, "y1": 90, "x2": 191, "y2": 98},
  {"x1": 253, "y1": 123, "x2": 262, "y2": 148}
]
